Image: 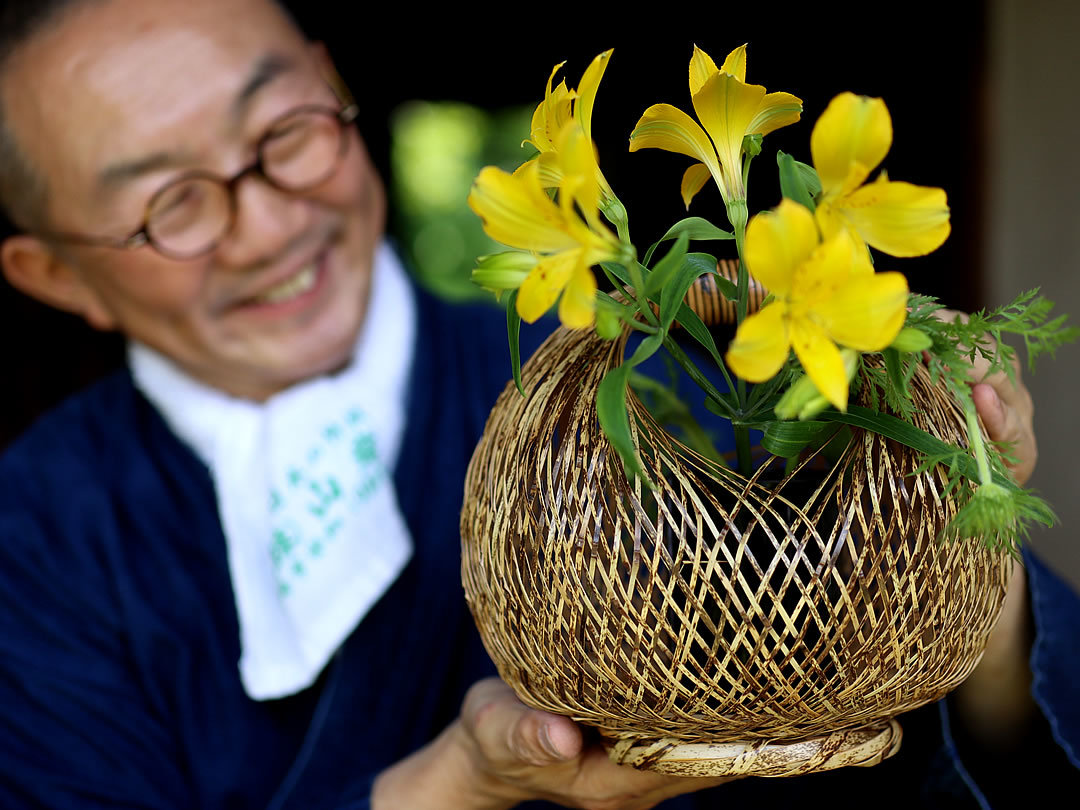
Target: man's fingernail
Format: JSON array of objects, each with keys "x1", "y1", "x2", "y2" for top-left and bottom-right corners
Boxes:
[{"x1": 539, "y1": 723, "x2": 564, "y2": 759}]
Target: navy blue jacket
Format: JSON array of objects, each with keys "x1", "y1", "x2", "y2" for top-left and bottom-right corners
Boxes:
[{"x1": 0, "y1": 287, "x2": 1076, "y2": 808}]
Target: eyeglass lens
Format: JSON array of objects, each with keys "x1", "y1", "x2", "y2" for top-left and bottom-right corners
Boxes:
[{"x1": 146, "y1": 108, "x2": 345, "y2": 257}]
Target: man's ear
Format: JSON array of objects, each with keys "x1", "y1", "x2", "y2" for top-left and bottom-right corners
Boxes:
[{"x1": 0, "y1": 235, "x2": 116, "y2": 330}]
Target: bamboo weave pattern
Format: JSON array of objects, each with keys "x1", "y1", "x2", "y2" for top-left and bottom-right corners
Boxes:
[{"x1": 460, "y1": 278, "x2": 1011, "y2": 773}]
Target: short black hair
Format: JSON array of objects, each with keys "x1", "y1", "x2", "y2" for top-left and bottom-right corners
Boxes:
[{"x1": 0, "y1": 1, "x2": 109, "y2": 238}]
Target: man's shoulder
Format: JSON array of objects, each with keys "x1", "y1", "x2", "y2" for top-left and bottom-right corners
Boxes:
[
  {"x1": 0, "y1": 368, "x2": 205, "y2": 525},
  {"x1": 0, "y1": 369, "x2": 146, "y2": 479}
]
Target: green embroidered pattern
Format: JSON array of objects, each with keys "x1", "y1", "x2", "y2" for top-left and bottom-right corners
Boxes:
[{"x1": 267, "y1": 406, "x2": 384, "y2": 597}]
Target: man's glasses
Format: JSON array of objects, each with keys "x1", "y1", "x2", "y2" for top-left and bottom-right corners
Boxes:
[{"x1": 41, "y1": 101, "x2": 359, "y2": 260}]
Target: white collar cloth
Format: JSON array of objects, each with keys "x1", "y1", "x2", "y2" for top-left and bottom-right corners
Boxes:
[{"x1": 129, "y1": 242, "x2": 416, "y2": 700}]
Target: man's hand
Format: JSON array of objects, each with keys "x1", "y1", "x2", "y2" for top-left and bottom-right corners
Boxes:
[
  {"x1": 934, "y1": 308, "x2": 1037, "y2": 485},
  {"x1": 936, "y1": 310, "x2": 1038, "y2": 747},
  {"x1": 373, "y1": 678, "x2": 729, "y2": 810}
]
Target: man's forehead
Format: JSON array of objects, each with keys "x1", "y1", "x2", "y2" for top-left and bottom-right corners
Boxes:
[{"x1": 2, "y1": 0, "x2": 309, "y2": 196}]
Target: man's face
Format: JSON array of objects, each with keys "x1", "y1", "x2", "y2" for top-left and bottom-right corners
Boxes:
[{"x1": 1, "y1": 0, "x2": 386, "y2": 399}]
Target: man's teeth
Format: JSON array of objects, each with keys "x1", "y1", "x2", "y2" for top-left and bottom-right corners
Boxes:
[{"x1": 253, "y1": 264, "x2": 318, "y2": 304}]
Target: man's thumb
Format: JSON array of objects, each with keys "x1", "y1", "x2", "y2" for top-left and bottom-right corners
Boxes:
[{"x1": 462, "y1": 678, "x2": 582, "y2": 767}]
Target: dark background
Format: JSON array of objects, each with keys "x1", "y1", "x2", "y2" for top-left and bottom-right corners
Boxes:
[{"x1": 0, "y1": 1, "x2": 987, "y2": 447}]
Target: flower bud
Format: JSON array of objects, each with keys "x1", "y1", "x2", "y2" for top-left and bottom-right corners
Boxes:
[
  {"x1": 594, "y1": 307, "x2": 622, "y2": 340},
  {"x1": 471, "y1": 251, "x2": 536, "y2": 292},
  {"x1": 775, "y1": 349, "x2": 860, "y2": 420},
  {"x1": 889, "y1": 326, "x2": 933, "y2": 353}
]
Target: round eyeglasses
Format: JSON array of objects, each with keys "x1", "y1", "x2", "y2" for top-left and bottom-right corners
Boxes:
[{"x1": 41, "y1": 102, "x2": 359, "y2": 260}]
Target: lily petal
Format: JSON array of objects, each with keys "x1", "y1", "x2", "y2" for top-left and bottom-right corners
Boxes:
[
  {"x1": 790, "y1": 317, "x2": 849, "y2": 411},
  {"x1": 558, "y1": 262, "x2": 598, "y2": 328},
  {"x1": 527, "y1": 68, "x2": 575, "y2": 154},
  {"x1": 629, "y1": 103, "x2": 722, "y2": 177},
  {"x1": 811, "y1": 93, "x2": 892, "y2": 197},
  {"x1": 517, "y1": 250, "x2": 580, "y2": 323},
  {"x1": 681, "y1": 163, "x2": 713, "y2": 209},
  {"x1": 791, "y1": 229, "x2": 857, "y2": 309},
  {"x1": 524, "y1": 152, "x2": 565, "y2": 189},
  {"x1": 468, "y1": 165, "x2": 579, "y2": 254},
  {"x1": 576, "y1": 50, "x2": 612, "y2": 143},
  {"x1": 744, "y1": 198, "x2": 820, "y2": 296},
  {"x1": 840, "y1": 177, "x2": 951, "y2": 257},
  {"x1": 725, "y1": 302, "x2": 791, "y2": 383},
  {"x1": 692, "y1": 72, "x2": 765, "y2": 199},
  {"x1": 815, "y1": 271, "x2": 910, "y2": 351},
  {"x1": 719, "y1": 44, "x2": 747, "y2": 83},
  {"x1": 557, "y1": 125, "x2": 602, "y2": 221},
  {"x1": 748, "y1": 91, "x2": 803, "y2": 137},
  {"x1": 813, "y1": 199, "x2": 846, "y2": 244},
  {"x1": 689, "y1": 45, "x2": 720, "y2": 96}
]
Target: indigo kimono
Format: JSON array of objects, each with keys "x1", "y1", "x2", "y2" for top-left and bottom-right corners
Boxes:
[{"x1": 0, "y1": 286, "x2": 1076, "y2": 809}]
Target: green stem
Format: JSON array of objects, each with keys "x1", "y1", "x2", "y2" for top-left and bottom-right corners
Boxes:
[
  {"x1": 964, "y1": 395, "x2": 994, "y2": 486},
  {"x1": 600, "y1": 265, "x2": 632, "y2": 300},
  {"x1": 664, "y1": 335, "x2": 754, "y2": 474},
  {"x1": 727, "y1": 199, "x2": 749, "y2": 326},
  {"x1": 784, "y1": 453, "x2": 799, "y2": 477},
  {"x1": 661, "y1": 336, "x2": 729, "y2": 407},
  {"x1": 726, "y1": 198, "x2": 752, "y2": 475},
  {"x1": 626, "y1": 262, "x2": 659, "y2": 328},
  {"x1": 735, "y1": 427, "x2": 753, "y2": 475}
]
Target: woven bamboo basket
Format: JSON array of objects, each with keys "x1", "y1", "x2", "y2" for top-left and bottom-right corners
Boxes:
[{"x1": 460, "y1": 267, "x2": 1013, "y2": 778}]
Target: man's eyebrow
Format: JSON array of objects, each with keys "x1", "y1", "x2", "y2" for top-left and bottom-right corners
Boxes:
[
  {"x1": 99, "y1": 151, "x2": 179, "y2": 188},
  {"x1": 232, "y1": 52, "x2": 296, "y2": 120},
  {"x1": 98, "y1": 53, "x2": 297, "y2": 189}
]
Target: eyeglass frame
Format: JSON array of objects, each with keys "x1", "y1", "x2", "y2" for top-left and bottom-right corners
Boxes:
[{"x1": 35, "y1": 82, "x2": 360, "y2": 260}]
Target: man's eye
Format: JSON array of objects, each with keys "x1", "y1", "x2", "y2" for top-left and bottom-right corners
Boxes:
[
  {"x1": 157, "y1": 184, "x2": 199, "y2": 213},
  {"x1": 150, "y1": 182, "x2": 209, "y2": 228},
  {"x1": 264, "y1": 121, "x2": 312, "y2": 158}
]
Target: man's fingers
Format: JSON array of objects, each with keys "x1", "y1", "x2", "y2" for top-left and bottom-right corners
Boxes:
[
  {"x1": 972, "y1": 382, "x2": 1008, "y2": 438},
  {"x1": 973, "y1": 381, "x2": 1038, "y2": 486},
  {"x1": 461, "y1": 678, "x2": 582, "y2": 767},
  {"x1": 932, "y1": 308, "x2": 1037, "y2": 486}
]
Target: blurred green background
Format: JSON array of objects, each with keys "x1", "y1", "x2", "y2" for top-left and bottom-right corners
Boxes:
[{"x1": 390, "y1": 102, "x2": 531, "y2": 302}]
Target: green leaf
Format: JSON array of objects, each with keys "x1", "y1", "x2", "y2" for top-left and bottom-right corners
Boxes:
[
  {"x1": 660, "y1": 253, "x2": 712, "y2": 335},
  {"x1": 643, "y1": 232, "x2": 689, "y2": 299},
  {"x1": 629, "y1": 371, "x2": 725, "y2": 465},
  {"x1": 777, "y1": 150, "x2": 815, "y2": 212},
  {"x1": 794, "y1": 158, "x2": 822, "y2": 197},
  {"x1": 602, "y1": 260, "x2": 635, "y2": 293},
  {"x1": 883, "y1": 347, "x2": 908, "y2": 397},
  {"x1": 816, "y1": 406, "x2": 1016, "y2": 490},
  {"x1": 642, "y1": 217, "x2": 734, "y2": 267},
  {"x1": 672, "y1": 304, "x2": 724, "y2": 367},
  {"x1": 506, "y1": 289, "x2": 524, "y2": 397},
  {"x1": 713, "y1": 274, "x2": 738, "y2": 301},
  {"x1": 596, "y1": 336, "x2": 663, "y2": 481},
  {"x1": 705, "y1": 393, "x2": 739, "y2": 418},
  {"x1": 761, "y1": 420, "x2": 837, "y2": 458}
]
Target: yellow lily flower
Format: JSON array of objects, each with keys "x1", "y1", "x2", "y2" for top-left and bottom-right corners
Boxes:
[
  {"x1": 629, "y1": 44, "x2": 802, "y2": 208},
  {"x1": 725, "y1": 199, "x2": 909, "y2": 410},
  {"x1": 518, "y1": 50, "x2": 617, "y2": 210},
  {"x1": 468, "y1": 124, "x2": 627, "y2": 328},
  {"x1": 811, "y1": 92, "x2": 950, "y2": 257}
]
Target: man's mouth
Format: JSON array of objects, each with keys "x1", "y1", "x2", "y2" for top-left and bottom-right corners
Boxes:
[{"x1": 250, "y1": 261, "x2": 320, "y2": 305}]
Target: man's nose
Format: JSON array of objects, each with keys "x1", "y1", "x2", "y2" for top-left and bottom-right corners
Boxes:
[{"x1": 214, "y1": 172, "x2": 310, "y2": 268}]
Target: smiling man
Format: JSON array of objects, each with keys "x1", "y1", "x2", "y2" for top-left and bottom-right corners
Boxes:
[
  {"x1": 0, "y1": 1, "x2": 1077, "y2": 809},
  {"x1": 0, "y1": 1, "x2": 736, "y2": 807}
]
